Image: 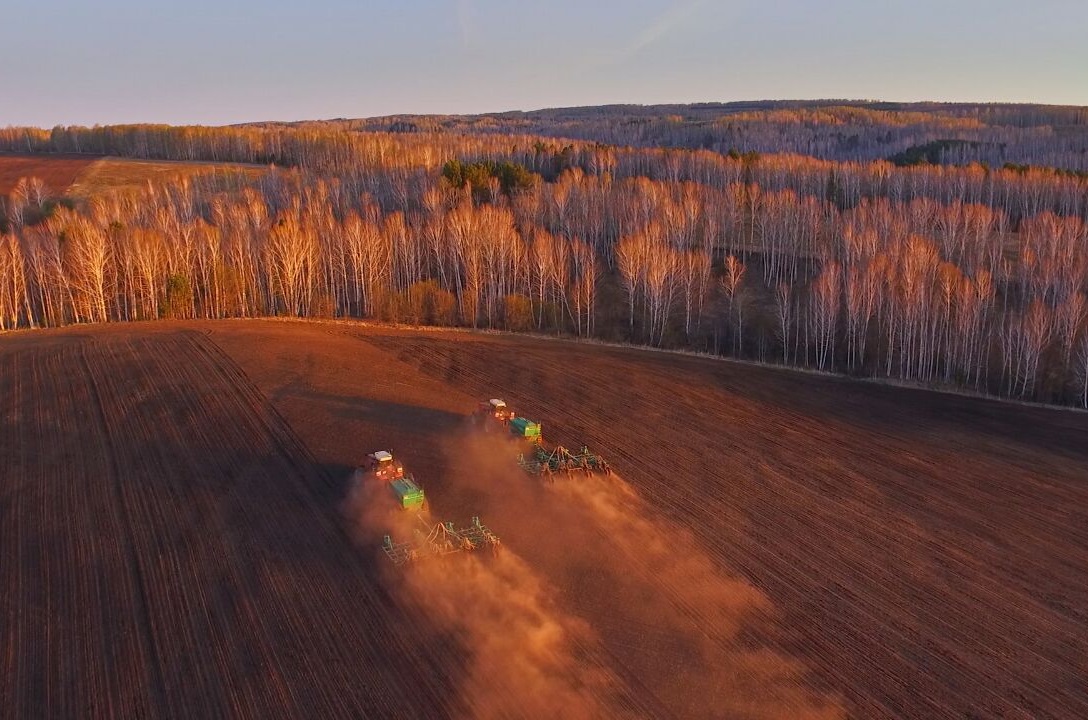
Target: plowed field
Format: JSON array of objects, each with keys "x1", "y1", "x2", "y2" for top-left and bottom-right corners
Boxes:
[
  {"x1": 0, "y1": 154, "x2": 100, "y2": 195},
  {"x1": 2, "y1": 320, "x2": 1086, "y2": 719},
  {"x1": 0, "y1": 154, "x2": 266, "y2": 199}
]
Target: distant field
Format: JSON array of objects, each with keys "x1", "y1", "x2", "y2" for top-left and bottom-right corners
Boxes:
[
  {"x1": 0, "y1": 153, "x2": 100, "y2": 195},
  {"x1": 67, "y1": 157, "x2": 267, "y2": 199},
  {"x1": 0, "y1": 154, "x2": 266, "y2": 199}
]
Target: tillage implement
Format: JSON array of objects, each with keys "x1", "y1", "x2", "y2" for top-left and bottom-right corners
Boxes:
[
  {"x1": 473, "y1": 399, "x2": 612, "y2": 478},
  {"x1": 382, "y1": 516, "x2": 501, "y2": 566}
]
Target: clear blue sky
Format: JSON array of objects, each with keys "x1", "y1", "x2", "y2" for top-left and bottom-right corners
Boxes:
[{"x1": 4, "y1": 0, "x2": 1086, "y2": 127}]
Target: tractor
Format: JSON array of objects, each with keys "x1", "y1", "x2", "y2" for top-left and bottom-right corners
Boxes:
[
  {"x1": 362, "y1": 450, "x2": 404, "y2": 481},
  {"x1": 359, "y1": 450, "x2": 424, "y2": 510},
  {"x1": 474, "y1": 398, "x2": 515, "y2": 431}
]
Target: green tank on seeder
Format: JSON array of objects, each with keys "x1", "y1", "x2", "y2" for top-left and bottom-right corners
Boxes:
[
  {"x1": 390, "y1": 475, "x2": 425, "y2": 509},
  {"x1": 508, "y1": 416, "x2": 541, "y2": 441}
]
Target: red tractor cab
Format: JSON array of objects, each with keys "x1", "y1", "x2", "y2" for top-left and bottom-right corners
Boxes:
[
  {"x1": 475, "y1": 399, "x2": 513, "y2": 430},
  {"x1": 363, "y1": 450, "x2": 405, "y2": 481}
]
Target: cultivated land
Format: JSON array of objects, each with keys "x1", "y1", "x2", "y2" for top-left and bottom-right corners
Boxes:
[
  {"x1": 66, "y1": 157, "x2": 266, "y2": 199},
  {"x1": 0, "y1": 153, "x2": 265, "y2": 198},
  {"x1": 1, "y1": 320, "x2": 1086, "y2": 719},
  {"x1": 0, "y1": 154, "x2": 101, "y2": 195}
]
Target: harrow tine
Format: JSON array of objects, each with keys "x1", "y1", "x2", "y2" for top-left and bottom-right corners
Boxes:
[{"x1": 381, "y1": 517, "x2": 500, "y2": 565}]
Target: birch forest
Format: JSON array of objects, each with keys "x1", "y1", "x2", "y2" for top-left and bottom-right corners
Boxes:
[{"x1": 2, "y1": 108, "x2": 1088, "y2": 407}]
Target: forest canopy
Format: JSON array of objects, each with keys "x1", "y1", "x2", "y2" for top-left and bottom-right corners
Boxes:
[
  {"x1": 440, "y1": 159, "x2": 538, "y2": 200},
  {"x1": 2, "y1": 100, "x2": 1088, "y2": 408}
]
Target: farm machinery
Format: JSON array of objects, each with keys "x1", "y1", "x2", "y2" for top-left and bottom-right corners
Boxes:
[
  {"x1": 382, "y1": 516, "x2": 501, "y2": 566},
  {"x1": 362, "y1": 450, "x2": 404, "y2": 481},
  {"x1": 517, "y1": 442, "x2": 611, "y2": 477},
  {"x1": 507, "y1": 416, "x2": 541, "y2": 442},
  {"x1": 473, "y1": 398, "x2": 515, "y2": 431},
  {"x1": 389, "y1": 476, "x2": 426, "y2": 510},
  {"x1": 486, "y1": 404, "x2": 610, "y2": 478},
  {"x1": 469, "y1": 398, "x2": 612, "y2": 478},
  {"x1": 359, "y1": 450, "x2": 425, "y2": 510},
  {"x1": 358, "y1": 449, "x2": 496, "y2": 565}
]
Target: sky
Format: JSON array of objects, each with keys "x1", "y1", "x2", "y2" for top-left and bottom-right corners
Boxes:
[{"x1": 3, "y1": 0, "x2": 1086, "y2": 127}]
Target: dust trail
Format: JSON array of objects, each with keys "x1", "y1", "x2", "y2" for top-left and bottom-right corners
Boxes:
[
  {"x1": 341, "y1": 468, "x2": 418, "y2": 545},
  {"x1": 442, "y1": 431, "x2": 844, "y2": 720},
  {"x1": 551, "y1": 473, "x2": 767, "y2": 642},
  {"x1": 341, "y1": 469, "x2": 637, "y2": 720},
  {"x1": 552, "y1": 474, "x2": 844, "y2": 719}
]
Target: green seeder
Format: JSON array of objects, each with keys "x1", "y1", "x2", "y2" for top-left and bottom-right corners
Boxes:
[
  {"x1": 517, "y1": 443, "x2": 611, "y2": 476},
  {"x1": 382, "y1": 516, "x2": 501, "y2": 566}
]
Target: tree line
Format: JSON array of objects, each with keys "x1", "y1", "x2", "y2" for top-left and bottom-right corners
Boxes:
[
  {"x1": 324, "y1": 103, "x2": 1088, "y2": 172},
  {"x1": 2, "y1": 123, "x2": 1087, "y2": 407},
  {"x1": 4, "y1": 123, "x2": 1088, "y2": 224}
]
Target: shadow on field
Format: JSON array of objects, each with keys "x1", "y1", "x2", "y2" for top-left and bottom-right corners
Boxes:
[
  {"x1": 104, "y1": 428, "x2": 470, "y2": 719},
  {"x1": 711, "y1": 363, "x2": 1088, "y2": 463},
  {"x1": 303, "y1": 393, "x2": 465, "y2": 435},
  {"x1": 53, "y1": 324, "x2": 473, "y2": 718},
  {"x1": 270, "y1": 381, "x2": 465, "y2": 453}
]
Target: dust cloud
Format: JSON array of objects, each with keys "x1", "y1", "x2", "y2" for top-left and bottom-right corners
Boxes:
[
  {"x1": 341, "y1": 431, "x2": 842, "y2": 719},
  {"x1": 442, "y1": 431, "x2": 844, "y2": 720},
  {"x1": 549, "y1": 473, "x2": 843, "y2": 719},
  {"x1": 341, "y1": 466, "x2": 630, "y2": 720}
]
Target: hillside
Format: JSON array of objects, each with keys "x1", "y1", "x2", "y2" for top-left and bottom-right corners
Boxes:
[
  {"x1": 266, "y1": 100, "x2": 1088, "y2": 171},
  {"x1": 2, "y1": 320, "x2": 1085, "y2": 718}
]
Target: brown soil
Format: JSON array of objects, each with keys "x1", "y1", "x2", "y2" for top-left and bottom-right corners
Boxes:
[
  {"x1": 2, "y1": 319, "x2": 1086, "y2": 719},
  {"x1": 0, "y1": 154, "x2": 266, "y2": 199},
  {"x1": 66, "y1": 158, "x2": 267, "y2": 200},
  {"x1": 0, "y1": 154, "x2": 101, "y2": 196}
]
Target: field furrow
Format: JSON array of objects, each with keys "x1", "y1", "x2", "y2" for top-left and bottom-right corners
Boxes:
[
  {"x1": 4, "y1": 320, "x2": 1086, "y2": 720},
  {"x1": 360, "y1": 328, "x2": 1088, "y2": 720}
]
